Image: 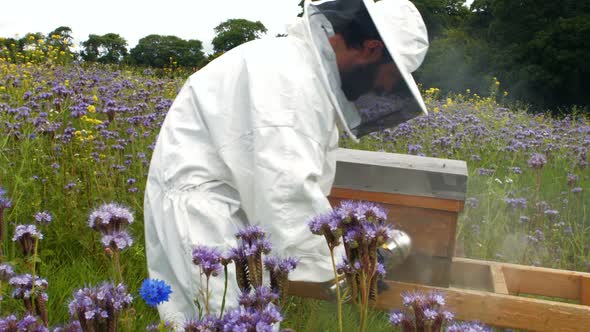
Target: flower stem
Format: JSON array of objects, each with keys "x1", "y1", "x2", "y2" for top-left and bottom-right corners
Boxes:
[
  {"x1": 30, "y1": 237, "x2": 39, "y2": 314},
  {"x1": 113, "y1": 250, "x2": 123, "y2": 284},
  {"x1": 205, "y1": 276, "x2": 211, "y2": 316},
  {"x1": 0, "y1": 209, "x2": 4, "y2": 259},
  {"x1": 329, "y1": 248, "x2": 343, "y2": 332},
  {"x1": 358, "y1": 271, "x2": 368, "y2": 332},
  {"x1": 219, "y1": 265, "x2": 228, "y2": 320}
]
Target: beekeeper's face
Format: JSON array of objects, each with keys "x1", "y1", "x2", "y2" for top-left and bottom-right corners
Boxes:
[{"x1": 338, "y1": 40, "x2": 401, "y2": 101}]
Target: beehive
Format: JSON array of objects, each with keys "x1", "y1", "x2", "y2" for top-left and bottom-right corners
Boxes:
[{"x1": 327, "y1": 148, "x2": 468, "y2": 287}]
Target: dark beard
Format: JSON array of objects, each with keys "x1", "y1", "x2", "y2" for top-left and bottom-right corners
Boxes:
[{"x1": 340, "y1": 62, "x2": 380, "y2": 101}]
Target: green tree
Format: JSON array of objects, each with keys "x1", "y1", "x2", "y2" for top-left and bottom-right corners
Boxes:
[
  {"x1": 129, "y1": 35, "x2": 205, "y2": 68},
  {"x1": 46, "y1": 26, "x2": 74, "y2": 54},
  {"x1": 80, "y1": 33, "x2": 128, "y2": 64},
  {"x1": 211, "y1": 19, "x2": 267, "y2": 54},
  {"x1": 482, "y1": 0, "x2": 590, "y2": 108},
  {"x1": 19, "y1": 32, "x2": 44, "y2": 51},
  {"x1": 80, "y1": 34, "x2": 102, "y2": 62},
  {"x1": 411, "y1": 0, "x2": 470, "y2": 39}
]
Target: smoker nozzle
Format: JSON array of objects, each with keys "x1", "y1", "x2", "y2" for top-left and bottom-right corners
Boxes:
[{"x1": 379, "y1": 229, "x2": 412, "y2": 273}]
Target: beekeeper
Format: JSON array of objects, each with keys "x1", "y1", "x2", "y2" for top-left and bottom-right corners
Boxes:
[{"x1": 144, "y1": 0, "x2": 429, "y2": 325}]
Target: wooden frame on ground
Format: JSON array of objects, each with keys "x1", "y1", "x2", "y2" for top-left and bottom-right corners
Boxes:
[{"x1": 290, "y1": 257, "x2": 590, "y2": 331}]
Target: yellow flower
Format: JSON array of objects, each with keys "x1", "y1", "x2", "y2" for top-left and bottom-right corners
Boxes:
[
  {"x1": 92, "y1": 95, "x2": 98, "y2": 102},
  {"x1": 74, "y1": 130, "x2": 82, "y2": 136},
  {"x1": 87, "y1": 105, "x2": 96, "y2": 113},
  {"x1": 64, "y1": 80, "x2": 69, "y2": 87},
  {"x1": 433, "y1": 107, "x2": 440, "y2": 113},
  {"x1": 503, "y1": 91, "x2": 509, "y2": 97}
]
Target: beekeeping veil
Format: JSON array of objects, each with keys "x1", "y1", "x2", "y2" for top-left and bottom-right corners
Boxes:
[{"x1": 304, "y1": 0, "x2": 429, "y2": 139}]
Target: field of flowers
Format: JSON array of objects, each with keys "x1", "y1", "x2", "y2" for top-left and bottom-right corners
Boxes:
[{"x1": 0, "y1": 40, "x2": 588, "y2": 331}]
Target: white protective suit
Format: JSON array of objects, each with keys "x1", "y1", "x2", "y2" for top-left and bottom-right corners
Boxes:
[
  {"x1": 144, "y1": 3, "x2": 355, "y2": 325},
  {"x1": 144, "y1": 0, "x2": 429, "y2": 325}
]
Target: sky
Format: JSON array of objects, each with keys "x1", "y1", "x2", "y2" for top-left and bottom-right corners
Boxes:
[
  {"x1": 1, "y1": 1, "x2": 474, "y2": 55},
  {"x1": 0, "y1": 0, "x2": 302, "y2": 54}
]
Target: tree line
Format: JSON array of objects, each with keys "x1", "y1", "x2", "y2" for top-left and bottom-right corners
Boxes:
[
  {"x1": 2, "y1": 0, "x2": 589, "y2": 110},
  {"x1": 0, "y1": 19, "x2": 267, "y2": 70}
]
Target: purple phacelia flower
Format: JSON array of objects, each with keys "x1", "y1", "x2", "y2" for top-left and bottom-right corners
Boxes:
[
  {"x1": 408, "y1": 144, "x2": 422, "y2": 155},
  {"x1": 9, "y1": 274, "x2": 48, "y2": 300},
  {"x1": 466, "y1": 197, "x2": 479, "y2": 208},
  {"x1": 477, "y1": 168, "x2": 495, "y2": 176},
  {"x1": 535, "y1": 201, "x2": 550, "y2": 213},
  {"x1": 263, "y1": 256, "x2": 298, "y2": 274},
  {"x1": 192, "y1": 245, "x2": 223, "y2": 277},
  {"x1": 183, "y1": 315, "x2": 220, "y2": 332},
  {"x1": 221, "y1": 305, "x2": 282, "y2": 332},
  {"x1": 0, "y1": 263, "x2": 15, "y2": 281},
  {"x1": 0, "y1": 314, "x2": 18, "y2": 331},
  {"x1": 88, "y1": 202, "x2": 134, "y2": 234},
  {"x1": 0, "y1": 187, "x2": 11, "y2": 209},
  {"x1": 401, "y1": 290, "x2": 426, "y2": 307},
  {"x1": 504, "y1": 197, "x2": 527, "y2": 210},
  {"x1": 446, "y1": 321, "x2": 491, "y2": 332},
  {"x1": 101, "y1": 230, "x2": 134, "y2": 251},
  {"x1": 354, "y1": 201, "x2": 388, "y2": 222},
  {"x1": 389, "y1": 311, "x2": 405, "y2": 325},
  {"x1": 263, "y1": 256, "x2": 298, "y2": 304},
  {"x1": 336, "y1": 257, "x2": 354, "y2": 275},
  {"x1": 242, "y1": 238, "x2": 272, "y2": 257},
  {"x1": 52, "y1": 320, "x2": 83, "y2": 332},
  {"x1": 235, "y1": 225, "x2": 266, "y2": 242},
  {"x1": 308, "y1": 210, "x2": 342, "y2": 249},
  {"x1": 238, "y1": 286, "x2": 278, "y2": 310},
  {"x1": 428, "y1": 292, "x2": 446, "y2": 307},
  {"x1": 508, "y1": 166, "x2": 522, "y2": 174},
  {"x1": 68, "y1": 282, "x2": 132, "y2": 327},
  {"x1": 519, "y1": 216, "x2": 530, "y2": 224},
  {"x1": 544, "y1": 209, "x2": 559, "y2": 220},
  {"x1": 527, "y1": 229, "x2": 545, "y2": 244},
  {"x1": 343, "y1": 227, "x2": 362, "y2": 248},
  {"x1": 12, "y1": 224, "x2": 43, "y2": 256},
  {"x1": 572, "y1": 187, "x2": 583, "y2": 194},
  {"x1": 34, "y1": 211, "x2": 53, "y2": 225},
  {"x1": 567, "y1": 173, "x2": 579, "y2": 187},
  {"x1": 527, "y1": 153, "x2": 547, "y2": 169},
  {"x1": 16, "y1": 314, "x2": 46, "y2": 331},
  {"x1": 423, "y1": 308, "x2": 438, "y2": 321},
  {"x1": 361, "y1": 221, "x2": 378, "y2": 242}
]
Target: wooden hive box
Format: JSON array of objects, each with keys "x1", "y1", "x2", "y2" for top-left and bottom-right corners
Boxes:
[{"x1": 327, "y1": 148, "x2": 468, "y2": 287}]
